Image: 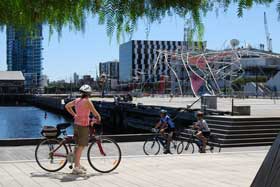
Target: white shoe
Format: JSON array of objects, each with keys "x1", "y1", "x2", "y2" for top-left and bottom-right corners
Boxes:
[
  {"x1": 79, "y1": 165, "x2": 87, "y2": 172},
  {"x1": 72, "y1": 167, "x2": 86, "y2": 175}
]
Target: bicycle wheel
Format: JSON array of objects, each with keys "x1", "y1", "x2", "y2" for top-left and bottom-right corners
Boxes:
[
  {"x1": 143, "y1": 138, "x2": 160, "y2": 155},
  {"x1": 35, "y1": 138, "x2": 68, "y2": 172},
  {"x1": 169, "y1": 140, "x2": 178, "y2": 154},
  {"x1": 208, "y1": 135, "x2": 221, "y2": 153},
  {"x1": 177, "y1": 141, "x2": 184, "y2": 154},
  {"x1": 87, "y1": 137, "x2": 121, "y2": 173},
  {"x1": 184, "y1": 142, "x2": 195, "y2": 154}
]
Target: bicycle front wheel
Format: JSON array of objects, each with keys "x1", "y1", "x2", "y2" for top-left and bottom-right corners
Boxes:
[
  {"x1": 184, "y1": 142, "x2": 195, "y2": 154},
  {"x1": 143, "y1": 138, "x2": 160, "y2": 155},
  {"x1": 177, "y1": 141, "x2": 184, "y2": 154},
  {"x1": 35, "y1": 138, "x2": 68, "y2": 172},
  {"x1": 169, "y1": 140, "x2": 178, "y2": 154},
  {"x1": 87, "y1": 137, "x2": 121, "y2": 173}
]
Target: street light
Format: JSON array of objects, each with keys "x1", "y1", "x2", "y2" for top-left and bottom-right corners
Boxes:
[{"x1": 99, "y1": 73, "x2": 107, "y2": 97}]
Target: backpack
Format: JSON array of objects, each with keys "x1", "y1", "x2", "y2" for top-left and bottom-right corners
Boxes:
[{"x1": 41, "y1": 126, "x2": 60, "y2": 138}]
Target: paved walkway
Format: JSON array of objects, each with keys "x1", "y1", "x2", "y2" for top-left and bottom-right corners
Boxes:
[
  {"x1": 92, "y1": 96, "x2": 280, "y2": 117},
  {"x1": 0, "y1": 151, "x2": 267, "y2": 187},
  {"x1": 0, "y1": 143, "x2": 270, "y2": 161}
]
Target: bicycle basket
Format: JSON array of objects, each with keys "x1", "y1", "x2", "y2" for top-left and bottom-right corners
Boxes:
[{"x1": 41, "y1": 126, "x2": 60, "y2": 138}]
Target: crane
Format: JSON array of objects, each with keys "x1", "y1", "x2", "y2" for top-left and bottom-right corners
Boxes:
[{"x1": 264, "y1": 12, "x2": 272, "y2": 52}]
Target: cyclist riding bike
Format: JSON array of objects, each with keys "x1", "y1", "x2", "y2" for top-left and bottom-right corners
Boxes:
[
  {"x1": 193, "y1": 111, "x2": 210, "y2": 153},
  {"x1": 154, "y1": 109, "x2": 176, "y2": 154},
  {"x1": 65, "y1": 84, "x2": 101, "y2": 175}
]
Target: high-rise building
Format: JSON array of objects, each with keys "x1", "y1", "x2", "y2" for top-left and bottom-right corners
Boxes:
[
  {"x1": 99, "y1": 60, "x2": 119, "y2": 79},
  {"x1": 41, "y1": 75, "x2": 48, "y2": 88},
  {"x1": 73, "y1": 72, "x2": 79, "y2": 86},
  {"x1": 7, "y1": 26, "x2": 43, "y2": 93},
  {"x1": 99, "y1": 61, "x2": 119, "y2": 90}
]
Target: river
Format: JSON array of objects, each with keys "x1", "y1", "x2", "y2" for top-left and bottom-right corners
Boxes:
[{"x1": 0, "y1": 106, "x2": 73, "y2": 139}]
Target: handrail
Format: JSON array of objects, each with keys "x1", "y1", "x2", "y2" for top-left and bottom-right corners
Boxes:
[{"x1": 172, "y1": 96, "x2": 202, "y2": 121}]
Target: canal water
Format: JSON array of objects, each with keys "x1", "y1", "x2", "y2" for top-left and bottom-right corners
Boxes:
[{"x1": 0, "y1": 106, "x2": 73, "y2": 139}]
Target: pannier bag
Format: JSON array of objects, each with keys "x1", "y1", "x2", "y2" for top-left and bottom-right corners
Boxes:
[{"x1": 41, "y1": 126, "x2": 60, "y2": 138}]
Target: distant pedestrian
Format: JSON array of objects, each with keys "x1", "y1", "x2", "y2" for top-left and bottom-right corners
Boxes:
[
  {"x1": 65, "y1": 84, "x2": 101, "y2": 175},
  {"x1": 44, "y1": 112, "x2": 48, "y2": 119}
]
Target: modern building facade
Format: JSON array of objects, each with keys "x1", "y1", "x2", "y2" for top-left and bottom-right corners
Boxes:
[
  {"x1": 0, "y1": 71, "x2": 25, "y2": 93},
  {"x1": 41, "y1": 75, "x2": 48, "y2": 89},
  {"x1": 73, "y1": 72, "x2": 79, "y2": 86},
  {"x1": 99, "y1": 60, "x2": 119, "y2": 90},
  {"x1": 7, "y1": 26, "x2": 43, "y2": 93},
  {"x1": 239, "y1": 49, "x2": 280, "y2": 95},
  {"x1": 119, "y1": 40, "x2": 206, "y2": 93},
  {"x1": 119, "y1": 40, "x2": 206, "y2": 83},
  {"x1": 99, "y1": 60, "x2": 119, "y2": 79}
]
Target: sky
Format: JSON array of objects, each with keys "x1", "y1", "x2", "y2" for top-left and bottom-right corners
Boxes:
[{"x1": 0, "y1": 2, "x2": 279, "y2": 81}]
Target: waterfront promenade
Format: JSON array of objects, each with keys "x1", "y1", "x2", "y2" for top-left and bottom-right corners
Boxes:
[
  {"x1": 92, "y1": 96, "x2": 280, "y2": 117},
  {"x1": 0, "y1": 143, "x2": 269, "y2": 187}
]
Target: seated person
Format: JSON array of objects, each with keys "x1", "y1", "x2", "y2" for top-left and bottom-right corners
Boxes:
[
  {"x1": 193, "y1": 111, "x2": 210, "y2": 153},
  {"x1": 154, "y1": 109, "x2": 176, "y2": 154}
]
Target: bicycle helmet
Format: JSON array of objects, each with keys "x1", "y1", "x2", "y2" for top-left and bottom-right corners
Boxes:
[
  {"x1": 79, "y1": 84, "x2": 92, "y2": 93},
  {"x1": 160, "y1": 109, "x2": 167, "y2": 114}
]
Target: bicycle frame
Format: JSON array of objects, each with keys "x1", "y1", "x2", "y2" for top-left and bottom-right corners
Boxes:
[
  {"x1": 50, "y1": 126, "x2": 106, "y2": 159},
  {"x1": 187, "y1": 130, "x2": 215, "y2": 152},
  {"x1": 153, "y1": 134, "x2": 167, "y2": 148}
]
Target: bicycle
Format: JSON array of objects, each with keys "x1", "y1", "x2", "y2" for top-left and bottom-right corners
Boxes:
[
  {"x1": 35, "y1": 123, "x2": 122, "y2": 173},
  {"x1": 177, "y1": 129, "x2": 221, "y2": 154},
  {"x1": 143, "y1": 128, "x2": 179, "y2": 155}
]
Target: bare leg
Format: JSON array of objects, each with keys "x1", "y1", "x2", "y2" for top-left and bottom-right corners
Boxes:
[
  {"x1": 166, "y1": 132, "x2": 173, "y2": 151},
  {"x1": 196, "y1": 132, "x2": 207, "y2": 152},
  {"x1": 74, "y1": 145, "x2": 84, "y2": 168},
  {"x1": 160, "y1": 129, "x2": 168, "y2": 150}
]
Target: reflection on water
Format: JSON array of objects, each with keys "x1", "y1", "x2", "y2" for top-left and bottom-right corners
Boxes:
[{"x1": 0, "y1": 106, "x2": 73, "y2": 139}]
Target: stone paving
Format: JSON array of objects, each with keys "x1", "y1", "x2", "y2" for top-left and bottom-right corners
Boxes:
[{"x1": 0, "y1": 149, "x2": 267, "y2": 187}]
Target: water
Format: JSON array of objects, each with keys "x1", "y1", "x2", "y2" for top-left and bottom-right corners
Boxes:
[{"x1": 0, "y1": 106, "x2": 73, "y2": 139}]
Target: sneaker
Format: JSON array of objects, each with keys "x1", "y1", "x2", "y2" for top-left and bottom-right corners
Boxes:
[
  {"x1": 163, "y1": 150, "x2": 172, "y2": 154},
  {"x1": 72, "y1": 167, "x2": 86, "y2": 175},
  {"x1": 79, "y1": 165, "x2": 87, "y2": 172}
]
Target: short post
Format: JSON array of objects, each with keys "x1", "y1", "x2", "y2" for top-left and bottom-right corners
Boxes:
[{"x1": 231, "y1": 98, "x2": 234, "y2": 116}]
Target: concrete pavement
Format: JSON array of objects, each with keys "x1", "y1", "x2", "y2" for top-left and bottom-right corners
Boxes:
[
  {"x1": 91, "y1": 96, "x2": 280, "y2": 117},
  {"x1": 0, "y1": 147, "x2": 267, "y2": 187},
  {"x1": 0, "y1": 142, "x2": 270, "y2": 161}
]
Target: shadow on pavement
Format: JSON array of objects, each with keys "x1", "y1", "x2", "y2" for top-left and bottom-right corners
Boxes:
[{"x1": 30, "y1": 171, "x2": 118, "y2": 182}]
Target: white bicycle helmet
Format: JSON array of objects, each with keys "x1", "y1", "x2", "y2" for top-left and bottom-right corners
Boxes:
[{"x1": 79, "y1": 84, "x2": 92, "y2": 93}]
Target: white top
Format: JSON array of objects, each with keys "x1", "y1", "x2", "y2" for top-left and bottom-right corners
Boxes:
[{"x1": 197, "y1": 119, "x2": 210, "y2": 132}]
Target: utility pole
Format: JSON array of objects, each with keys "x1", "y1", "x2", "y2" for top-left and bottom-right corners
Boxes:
[
  {"x1": 264, "y1": 12, "x2": 272, "y2": 52},
  {"x1": 255, "y1": 65, "x2": 258, "y2": 98}
]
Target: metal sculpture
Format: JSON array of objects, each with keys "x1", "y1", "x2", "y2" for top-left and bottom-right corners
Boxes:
[{"x1": 152, "y1": 46, "x2": 280, "y2": 97}]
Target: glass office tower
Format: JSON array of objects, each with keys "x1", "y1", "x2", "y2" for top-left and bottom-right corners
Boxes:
[{"x1": 7, "y1": 26, "x2": 43, "y2": 93}]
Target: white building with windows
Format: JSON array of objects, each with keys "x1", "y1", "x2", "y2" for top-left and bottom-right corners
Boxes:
[{"x1": 119, "y1": 40, "x2": 206, "y2": 83}]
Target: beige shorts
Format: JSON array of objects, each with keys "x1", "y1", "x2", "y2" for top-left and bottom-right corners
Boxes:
[{"x1": 74, "y1": 124, "x2": 89, "y2": 146}]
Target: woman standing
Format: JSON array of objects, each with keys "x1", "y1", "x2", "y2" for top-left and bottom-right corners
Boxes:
[{"x1": 65, "y1": 84, "x2": 101, "y2": 174}]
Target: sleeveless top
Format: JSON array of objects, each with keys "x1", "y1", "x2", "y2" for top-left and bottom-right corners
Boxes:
[{"x1": 74, "y1": 98, "x2": 90, "y2": 126}]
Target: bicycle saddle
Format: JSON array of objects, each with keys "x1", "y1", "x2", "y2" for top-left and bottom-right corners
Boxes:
[{"x1": 56, "y1": 123, "x2": 71, "y2": 130}]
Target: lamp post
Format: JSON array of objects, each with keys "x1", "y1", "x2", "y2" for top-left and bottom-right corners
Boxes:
[{"x1": 99, "y1": 73, "x2": 107, "y2": 98}]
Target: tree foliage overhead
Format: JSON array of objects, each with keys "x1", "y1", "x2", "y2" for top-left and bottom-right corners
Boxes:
[{"x1": 0, "y1": 0, "x2": 278, "y2": 40}]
